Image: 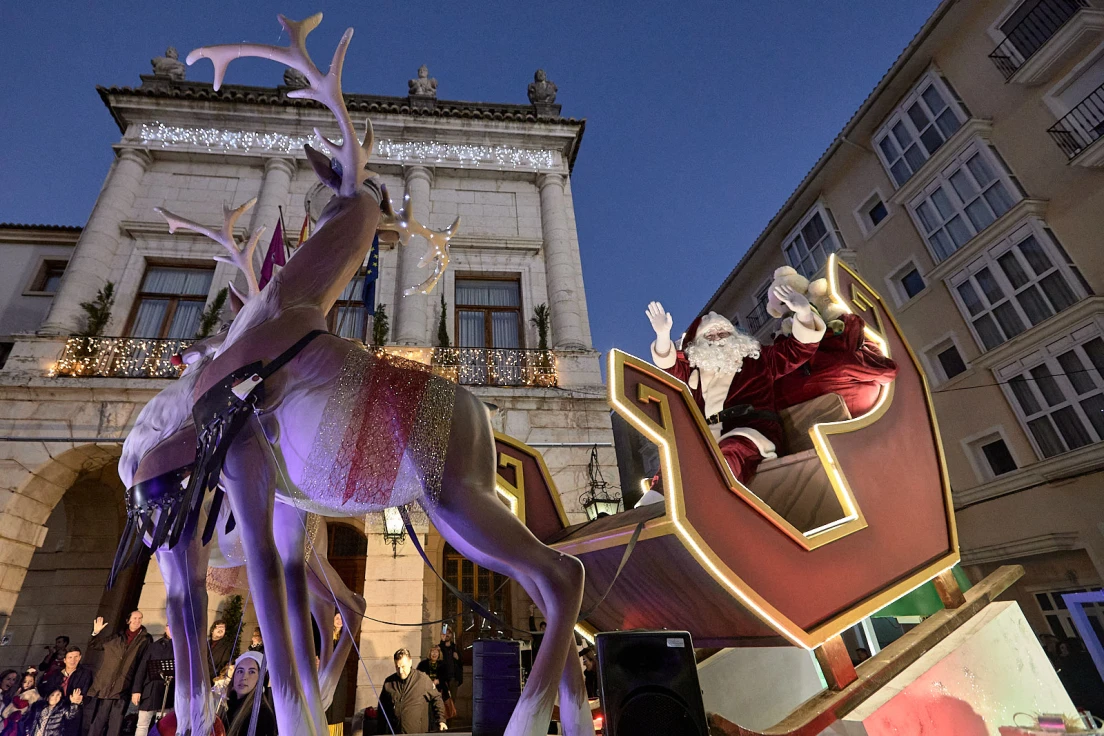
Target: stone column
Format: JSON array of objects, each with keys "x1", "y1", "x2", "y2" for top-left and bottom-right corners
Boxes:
[
  {"x1": 40, "y1": 148, "x2": 152, "y2": 335},
  {"x1": 246, "y1": 157, "x2": 297, "y2": 280},
  {"x1": 393, "y1": 166, "x2": 433, "y2": 345},
  {"x1": 537, "y1": 173, "x2": 587, "y2": 349}
]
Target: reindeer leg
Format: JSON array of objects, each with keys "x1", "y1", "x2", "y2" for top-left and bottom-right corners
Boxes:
[
  {"x1": 306, "y1": 551, "x2": 365, "y2": 709},
  {"x1": 221, "y1": 422, "x2": 319, "y2": 736},
  {"x1": 156, "y1": 525, "x2": 215, "y2": 736},
  {"x1": 523, "y1": 586, "x2": 593, "y2": 735},
  {"x1": 272, "y1": 502, "x2": 327, "y2": 730},
  {"x1": 426, "y1": 389, "x2": 592, "y2": 736}
]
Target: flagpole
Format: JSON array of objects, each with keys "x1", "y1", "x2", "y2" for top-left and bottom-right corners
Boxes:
[{"x1": 277, "y1": 205, "x2": 289, "y2": 261}]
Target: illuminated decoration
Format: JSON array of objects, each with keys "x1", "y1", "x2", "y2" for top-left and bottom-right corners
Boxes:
[
  {"x1": 578, "y1": 445, "x2": 621, "y2": 520},
  {"x1": 495, "y1": 453, "x2": 524, "y2": 520},
  {"x1": 52, "y1": 336, "x2": 190, "y2": 378},
  {"x1": 382, "y1": 507, "x2": 406, "y2": 558},
  {"x1": 138, "y1": 122, "x2": 558, "y2": 170},
  {"x1": 431, "y1": 347, "x2": 557, "y2": 388},
  {"x1": 52, "y1": 337, "x2": 556, "y2": 387}
]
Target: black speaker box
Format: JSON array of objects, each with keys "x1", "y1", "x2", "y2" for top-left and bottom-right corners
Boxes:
[
  {"x1": 595, "y1": 630, "x2": 707, "y2": 736},
  {"x1": 472, "y1": 639, "x2": 522, "y2": 736}
]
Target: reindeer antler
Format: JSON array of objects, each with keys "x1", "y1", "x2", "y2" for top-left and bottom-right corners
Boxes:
[
  {"x1": 378, "y1": 190, "x2": 460, "y2": 295},
  {"x1": 186, "y1": 14, "x2": 373, "y2": 198},
  {"x1": 154, "y1": 199, "x2": 264, "y2": 301}
]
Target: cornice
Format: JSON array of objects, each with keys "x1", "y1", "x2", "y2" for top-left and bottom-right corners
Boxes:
[
  {"x1": 889, "y1": 118, "x2": 995, "y2": 207},
  {"x1": 954, "y1": 437, "x2": 1104, "y2": 509},
  {"x1": 960, "y1": 531, "x2": 1081, "y2": 566},
  {"x1": 973, "y1": 296, "x2": 1104, "y2": 372}
]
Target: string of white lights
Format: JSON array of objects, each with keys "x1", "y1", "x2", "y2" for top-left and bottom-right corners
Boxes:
[{"x1": 137, "y1": 122, "x2": 558, "y2": 170}]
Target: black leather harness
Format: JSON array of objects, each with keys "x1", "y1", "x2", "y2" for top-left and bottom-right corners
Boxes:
[{"x1": 109, "y1": 330, "x2": 328, "y2": 586}]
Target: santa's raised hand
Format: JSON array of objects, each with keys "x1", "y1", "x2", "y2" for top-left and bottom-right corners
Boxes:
[
  {"x1": 773, "y1": 284, "x2": 814, "y2": 324},
  {"x1": 646, "y1": 301, "x2": 675, "y2": 358}
]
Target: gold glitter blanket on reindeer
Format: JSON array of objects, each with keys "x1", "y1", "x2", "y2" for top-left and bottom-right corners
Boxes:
[{"x1": 298, "y1": 349, "x2": 456, "y2": 512}]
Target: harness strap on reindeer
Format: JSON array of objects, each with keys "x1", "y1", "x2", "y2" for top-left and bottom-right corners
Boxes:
[{"x1": 110, "y1": 330, "x2": 328, "y2": 585}]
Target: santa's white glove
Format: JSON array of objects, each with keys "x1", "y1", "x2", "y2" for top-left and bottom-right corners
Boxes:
[
  {"x1": 773, "y1": 284, "x2": 813, "y2": 320},
  {"x1": 646, "y1": 301, "x2": 674, "y2": 357}
]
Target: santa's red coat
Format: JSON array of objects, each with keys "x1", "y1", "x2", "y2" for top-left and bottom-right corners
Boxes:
[
  {"x1": 773, "y1": 314, "x2": 898, "y2": 416},
  {"x1": 658, "y1": 338, "x2": 819, "y2": 452}
]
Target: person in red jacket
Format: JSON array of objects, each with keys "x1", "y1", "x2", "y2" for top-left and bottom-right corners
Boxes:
[
  {"x1": 770, "y1": 273, "x2": 898, "y2": 418},
  {"x1": 646, "y1": 282, "x2": 825, "y2": 486}
]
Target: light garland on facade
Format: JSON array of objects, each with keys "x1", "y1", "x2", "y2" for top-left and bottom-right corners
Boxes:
[
  {"x1": 52, "y1": 336, "x2": 191, "y2": 378},
  {"x1": 138, "y1": 123, "x2": 557, "y2": 170},
  {"x1": 52, "y1": 336, "x2": 556, "y2": 387}
]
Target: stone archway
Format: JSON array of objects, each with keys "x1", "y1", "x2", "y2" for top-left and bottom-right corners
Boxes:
[{"x1": 0, "y1": 443, "x2": 146, "y2": 670}]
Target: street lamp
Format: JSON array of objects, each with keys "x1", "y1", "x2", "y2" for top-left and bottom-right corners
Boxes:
[
  {"x1": 383, "y1": 507, "x2": 406, "y2": 557},
  {"x1": 578, "y1": 445, "x2": 621, "y2": 521}
]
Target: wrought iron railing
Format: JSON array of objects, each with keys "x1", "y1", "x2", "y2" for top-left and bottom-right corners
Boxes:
[
  {"x1": 1048, "y1": 80, "x2": 1104, "y2": 158},
  {"x1": 52, "y1": 336, "x2": 192, "y2": 378},
  {"x1": 988, "y1": 0, "x2": 1087, "y2": 79},
  {"x1": 430, "y1": 347, "x2": 557, "y2": 387},
  {"x1": 52, "y1": 336, "x2": 558, "y2": 387},
  {"x1": 745, "y1": 301, "x2": 773, "y2": 334}
]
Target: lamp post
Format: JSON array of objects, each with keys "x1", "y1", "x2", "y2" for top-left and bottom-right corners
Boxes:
[
  {"x1": 383, "y1": 507, "x2": 406, "y2": 557},
  {"x1": 578, "y1": 445, "x2": 621, "y2": 520}
]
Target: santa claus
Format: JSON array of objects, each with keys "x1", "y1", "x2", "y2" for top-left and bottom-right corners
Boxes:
[{"x1": 646, "y1": 283, "x2": 825, "y2": 486}]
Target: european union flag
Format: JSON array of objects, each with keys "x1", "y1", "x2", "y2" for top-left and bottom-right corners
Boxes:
[{"x1": 361, "y1": 233, "x2": 380, "y2": 316}]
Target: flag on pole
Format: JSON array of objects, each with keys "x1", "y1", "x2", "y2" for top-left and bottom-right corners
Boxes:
[
  {"x1": 296, "y1": 203, "x2": 311, "y2": 249},
  {"x1": 361, "y1": 234, "x2": 380, "y2": 316},
  {"x1": 258, "y1": 218, "x2": 286, "y2": 290}
]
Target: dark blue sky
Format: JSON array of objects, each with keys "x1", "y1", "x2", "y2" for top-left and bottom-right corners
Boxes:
[{"x1": 0, "y1": 1, "x2": 940, "y2": 356}]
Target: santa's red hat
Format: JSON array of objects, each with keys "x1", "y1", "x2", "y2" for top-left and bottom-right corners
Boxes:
[{"x1": 679, "y1": 315, "x2": 705, "y2": 350}]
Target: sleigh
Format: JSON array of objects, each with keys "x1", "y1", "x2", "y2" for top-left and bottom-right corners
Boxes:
[{"x1": 494, "y1": 256, "x2": 1030, "y2": 732}]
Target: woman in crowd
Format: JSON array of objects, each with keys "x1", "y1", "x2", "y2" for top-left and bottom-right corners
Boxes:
[
  {"x1": 18, "y1": 687, "x2": 81, "y2": 736},
  {"x1": 417, "y1": 645, "x2": 455, "y2": 723},
  {"x1": 1, "y1": 672, "x2": 40, "y2": 736},
  {"x1": 223, "y1": 653, "x2": 275, "y2": 736},
  {"x1": 0, "y1": 672, "x2": 19, "y2": 710}
]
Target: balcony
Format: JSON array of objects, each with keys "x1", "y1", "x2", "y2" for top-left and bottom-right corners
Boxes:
[
  {"x1": 988, "y1": 0, "x2": 1104, "y2": 85},
  {"x1": 745, "y1": 301, "x2": 773, "y2": 334},
  {"x1": 429, "y1": 347, "x2": 557, "y2": 388},
  {"x1": 49, "y1": 336, "x2": 558, "y2": 388},
  {"x1": 1047, "y1": 79, "x2": 1104, "y2": 164},
  {"x1": 52, "y1": 336, "x2": 190, "y2": 378}
]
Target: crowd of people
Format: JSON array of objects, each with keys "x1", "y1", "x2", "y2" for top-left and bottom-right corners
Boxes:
[{"x1": 0, "y1": 611, "x2": 278, "y2": 736}]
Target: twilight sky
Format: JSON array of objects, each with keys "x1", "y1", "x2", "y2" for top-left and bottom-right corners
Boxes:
[{"x1": 0, "y1": 0, "x2": 940, "y2": 357}]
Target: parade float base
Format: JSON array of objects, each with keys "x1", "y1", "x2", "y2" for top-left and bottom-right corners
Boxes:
[
  {"x1": 819, "y1": 601, "x2": 1075, "y2": 735},
  {"x1": 706, "y1": 565, "x2": 1077, "y2": 736}
]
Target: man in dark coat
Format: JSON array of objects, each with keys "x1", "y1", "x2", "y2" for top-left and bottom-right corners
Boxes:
[
  {"x1": 131, "y1": 626, "x2": 173, "y2": 736},
  {"x1": 83, "y1": 611, "x2": 152, "y2": 736},
  {"x1": 38, "y1": 646, "x2": 93, "y2": 705},
  {"x1": 378, "y1": 649, "x2": 446, "y2": 733}
]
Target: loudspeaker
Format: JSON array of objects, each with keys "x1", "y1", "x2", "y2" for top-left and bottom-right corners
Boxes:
[
  {"x1": 472, "y1": 639, "x2": 522, "y2": 736},
  {"x1": 595, "y1": 630, "x2": 708, "y2": 736}
]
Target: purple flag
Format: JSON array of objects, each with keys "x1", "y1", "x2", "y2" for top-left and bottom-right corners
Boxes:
[{"x1": 258, "y1": 218, "x2": 286, "y2": 289}]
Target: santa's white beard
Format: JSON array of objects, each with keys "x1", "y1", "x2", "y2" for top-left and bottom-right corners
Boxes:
[{"x1": 685, "y1": 333, "x2": 761, "y2": 374}]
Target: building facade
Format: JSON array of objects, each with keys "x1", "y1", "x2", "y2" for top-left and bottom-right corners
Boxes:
[
  {"x1": 703, "y1": 0, "x2": 1104, "y2": 642},
  {"x1": 0, "y1": 55, "x2": 614, "y2": 719}
]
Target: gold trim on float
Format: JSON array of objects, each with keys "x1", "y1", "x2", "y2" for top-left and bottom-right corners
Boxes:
[
  {"x1": 555, "y1": 254, "x2": 960, "y2": 649},
  {"x1": 493, "y1": 431, "x2": 571, "y2": 528},
  {"x1": 496, "y1": 454, "x2": 525, "y2": 521}
]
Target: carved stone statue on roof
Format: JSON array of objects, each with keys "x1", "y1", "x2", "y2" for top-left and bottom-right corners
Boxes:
[
  {"x1": 283, "y1": 67, "x2": 309, "y2": 90},
  {"x1": 408, "y1": 65, "x2": 437, "y2": 98},
  {"x1": 151, "y1": 47, "x2": 186, "y2": 81},
  {"x1": 528, "y1": 69, "x2": 557, "y2": 105}
]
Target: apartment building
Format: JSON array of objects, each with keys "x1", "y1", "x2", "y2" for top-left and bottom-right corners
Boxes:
[{"x1": 703, "y1": 0, "x2": 1104, "y2": 640}]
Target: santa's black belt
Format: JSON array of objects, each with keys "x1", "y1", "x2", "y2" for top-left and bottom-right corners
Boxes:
[{"x1": 705, "y1": 403, "x2": 780, "y2": 426}]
